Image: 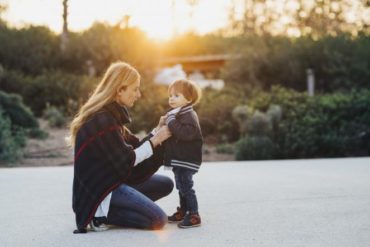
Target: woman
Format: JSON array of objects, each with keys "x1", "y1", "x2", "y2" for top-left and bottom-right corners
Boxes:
[{"x1": 68, "y1": 62, "x2": 173, "y2": 233}]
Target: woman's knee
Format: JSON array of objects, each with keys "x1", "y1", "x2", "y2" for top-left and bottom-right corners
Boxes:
[
  {"x1": 164, "y1": 177, "x2": 174, "y2": 195},
  {"x1": 151, "y1": 210, "x2": 168, "y2": 230},
  {"x1": 155, "y1": 175, "x2": 174, "y2": 196}
]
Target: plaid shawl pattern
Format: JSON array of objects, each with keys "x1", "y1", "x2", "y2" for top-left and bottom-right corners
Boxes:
[{"x1": 72, "y1": 102, "x2": 164, "y2": 232}]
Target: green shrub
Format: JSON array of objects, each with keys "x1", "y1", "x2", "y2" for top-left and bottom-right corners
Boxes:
[
  {"x1": 0, "y1": 108, "x2": 25, "y2": 164},
  {"x1": 197, "y1": 87, "x2": 246, "y2": 142},
  {"x1": 22, "y1": 71, "x2": 94, "y2": 116},
  {"x1": 0, "y1": 90, "x2": 38, "y2": 129},
  {"x1": 0, "y1": 68, "x2": 97, "y2": 116},
  {"x1": 27, "y1": 128, "x2": 48, "y2": 139},
  {"x1": 222, "y1": 34, "x2": 370, "y2": 92},
  {"x1": 233, "y1": 105, "x2": 280, "y2": 160},
  {"x1": 249, "y1": 110, "x2": 273, "y2": 136},
  {"x1": 235, "y1": 136, "x2": 274, "y2": 160},
  {"x1": 250, "y1": 86, "x2": 370, "y2": 158},
  {"x1": 43, "y1": 105, "x2": 66, "y2": 128},
  {"x1": 232, "y1": 105, "x2": 252, "y2": 137},
  {"x1": 215, "y1": 143, "x2": 235, "y2": 154}
]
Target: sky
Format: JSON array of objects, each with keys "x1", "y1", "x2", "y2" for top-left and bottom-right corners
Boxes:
[{"x1": 2, "y1": 0, "x2": 243, "y2": 40}]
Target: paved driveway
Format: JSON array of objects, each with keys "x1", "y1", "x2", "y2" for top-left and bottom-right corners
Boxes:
[{"x1": 0, "y1": 158, "x2": 369, "y2": 247}]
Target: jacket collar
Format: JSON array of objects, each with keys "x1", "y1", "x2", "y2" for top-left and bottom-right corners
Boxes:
[
  {"x1": 179, "y1": 104, "x2": 193, "y2": 115},
  {"x1": 104, "y1": 101, "x2": 132, "y2": 125},
  {"x1": 167, "y1": 104, "x2": 193, "y2": 116}
]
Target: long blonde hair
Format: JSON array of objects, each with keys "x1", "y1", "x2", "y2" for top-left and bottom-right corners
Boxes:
[{"x1": 67, "y1": 62, "x2": 140, "y2": 147}]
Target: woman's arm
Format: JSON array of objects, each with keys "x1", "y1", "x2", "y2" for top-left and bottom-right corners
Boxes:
[
  {"x1": 130, "y1": 115, "x2": 168, "y2": 148},
  {"x1": 132, "y1": 126, "x2": 171, "y2": 165},
  {"x1": 126, "y1": 126, "x2": 171, "y2": 184},
  {"x1": 133, "y1": 141, "x2": 153, "y2": 166},
  {"x1": 150, "y1": 126, "x2": 171, "y2": 147}
]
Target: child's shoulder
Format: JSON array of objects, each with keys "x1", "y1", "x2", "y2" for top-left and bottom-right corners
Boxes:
[{"x1": 178, "y1": 109, "x2": 199, "y2": 122}]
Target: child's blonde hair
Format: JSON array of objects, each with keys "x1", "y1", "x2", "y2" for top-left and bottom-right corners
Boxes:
[{"x1": 168, "y1": 79, "x2": 202, "y2": 105}]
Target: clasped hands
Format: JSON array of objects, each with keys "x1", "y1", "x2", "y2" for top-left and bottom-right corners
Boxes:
[{"x1": 149, "y1": 114, "x2": 171, "y2": 147}]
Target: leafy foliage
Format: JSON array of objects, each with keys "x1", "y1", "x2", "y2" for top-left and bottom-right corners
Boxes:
[
  {"x1": 236, "y1": 136, "x2": 274, "y2": 160},
  {"x1": 0, "y1": 25, "x2": 59, "y2": 75},
  {"x1": 0, "y1": 90, "x2": 38, "y2": 129},
  {"x1": 223, "y1": 34, "x2": 370, "y2": 92},
  {"x1": 0, "y1": 108, "x2": 26, "y2": 163},
  {"x1": 247, "y1": 86, "x2": 370, "y2": 159},
  {"x1": 0, "y1": 19, "x2": 369, "y2": 162},
  {"x1": 43, "y1": 105, "x2": 66, "y2": 128}
]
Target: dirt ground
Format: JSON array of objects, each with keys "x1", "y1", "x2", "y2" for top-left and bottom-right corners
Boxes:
[{"x1": 13, "y1": 120, "x2": 234, "y2": 167}]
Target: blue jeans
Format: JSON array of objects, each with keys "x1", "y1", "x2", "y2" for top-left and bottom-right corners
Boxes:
[
  {"x1": 173, "y1": 167, "x2": 198, "y2": 214},
  {"x1": 106, "y1": 174, "x2": 173, "y2": 230}
]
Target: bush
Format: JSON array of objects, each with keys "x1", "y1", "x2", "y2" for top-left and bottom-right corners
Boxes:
[
  {"x1": 27, "y1": 128, "x2": 48, "y2": 139},
  {"x1": 22, "y1": 71, "x2": 95, "y2": 116},
  {"x1": 222, "y1": 34, "x2": 370, "y2": 93},
  {"x1": 0, "y1": 68, "x2": 98, "y2": 116},
  {"x1": 233, "y1": 105, "x2": 279, "y2": 160},
  {"x1": 235, "y1": 136, "x2": 274, "y2": 160},
  {"x1": 0, "y1": 108, "x2": 25, "y2": 164},
  {"x1": 0, "y1": 90, "x2": 38, "y2": 129},
  {"x1": 215, "y1": 143, "x2": 235, "y2": 154},
  {"x1": 0, "y1": 26, "x2": 59, "y2": 76},
  {"x1": 0, "y1": 91, "x2": 46, "y2": 143},
  {"x1": 232, "y1": 105, "x2": 252, "y2": 137},
  {"x1": 43, "y1": 105, "x2": 66, "y2": 128},
  {"x1": 197, "y1": 87, "x2": 246, "y2": 142},
  {"x1": 249, "y1": 86, "x2": 370, "y2": 158}
]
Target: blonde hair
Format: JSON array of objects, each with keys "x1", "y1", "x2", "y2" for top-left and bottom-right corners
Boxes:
[
  {"x1": 168, "y1": 79, "x2": 202, "y2": 105},
  {"x1": 66, "y1": 62, "x2": 140, "y2": 147}
]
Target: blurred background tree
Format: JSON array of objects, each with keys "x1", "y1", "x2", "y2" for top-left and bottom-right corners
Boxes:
[
  {"x1": 0, "y1": 0, "x2": 369, "y2": 162},
  {"x1": 226, "y1": 0, "x2": 369, "y2": 38}
]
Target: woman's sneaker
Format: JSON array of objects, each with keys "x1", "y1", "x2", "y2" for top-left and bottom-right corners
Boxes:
[
  {"x1": 178, "y1": 213, "x2": 201, "y2": 228},
  {"x1": 168, "y1": 207, "x2": 186, "y2": 223},
  {"x1": 89, "y1": 217, "x2": 109, "y2": 232}
]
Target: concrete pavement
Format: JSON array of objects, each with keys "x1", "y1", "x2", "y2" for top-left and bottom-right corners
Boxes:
[{"x1": 0, "y1": 157, "x2": 369, "y2": 247}]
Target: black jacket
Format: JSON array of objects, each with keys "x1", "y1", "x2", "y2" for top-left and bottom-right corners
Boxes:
[
  {"x1": 164, "y1": 104, "x2": 203, "y2": 172},
  {"x1": 72, "y1": 102, "x2": 164, "y2": 233}
]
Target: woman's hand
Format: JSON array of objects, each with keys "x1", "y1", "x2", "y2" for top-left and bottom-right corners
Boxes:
[
  {"x1": 157, "y1": 115, "x2": 167, "y2": 128},
  {"x1": 153, "y1": 115, "x2": 167, "y2": 133},
  {"x1": 150, "y1": 126, "x2": 172, "y2": 147}
]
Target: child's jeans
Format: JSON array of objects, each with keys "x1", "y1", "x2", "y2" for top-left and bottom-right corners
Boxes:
[{"x1": 173, "y1": 167, "x2": 199, "y2": 214}]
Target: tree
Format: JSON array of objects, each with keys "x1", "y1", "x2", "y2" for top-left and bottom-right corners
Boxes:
[
  {"x1": 0, "y1": 2, "x2": 8, "y2": 26},
  {"x1": 61, "y1": 0, "x2": 69, "y2": 51},
  {"x1": 186, "y1": 0, "x2": 200, "y2": 32},
  {"x1": 227, "y1": 0, "x2": 369, "y2": 37}
]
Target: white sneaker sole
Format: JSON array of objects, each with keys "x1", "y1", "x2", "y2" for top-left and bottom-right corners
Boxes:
[{"x1": 89, "y1": 223, "x2": 109, "y2": 232}]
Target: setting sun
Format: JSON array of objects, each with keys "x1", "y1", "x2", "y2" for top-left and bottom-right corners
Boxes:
[
  {"x1": 2, "y1": 0, "x2": 368, "y2": 39},
  {"x1": 3, "y1": 0, "x2": 230, "y2": 40}
]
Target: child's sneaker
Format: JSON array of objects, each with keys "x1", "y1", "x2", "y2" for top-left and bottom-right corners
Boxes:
[
  {"x1": 89, "y1": 217, "x2": 109, "y2": 232},
  {"x1": 168, "y1": 207, "x2": 186, "y2": 223},
  {"x1": 177, "y1": 213, "x2": 201, "y2": 228}
]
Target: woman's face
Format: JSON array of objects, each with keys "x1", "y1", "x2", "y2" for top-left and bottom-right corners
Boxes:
[{"x1": 116, "y1": 80, "x2": 141, "y2": 107}]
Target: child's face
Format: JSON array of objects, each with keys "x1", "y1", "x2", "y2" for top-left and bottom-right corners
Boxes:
[{"x1": 168, "y1": 88, "x2": 191, "y2": 108}]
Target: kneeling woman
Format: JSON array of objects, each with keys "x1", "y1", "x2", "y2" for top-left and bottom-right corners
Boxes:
[{"x1": 68, "y1": 62, "x2": 173, "y2": 233}]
